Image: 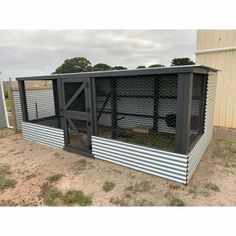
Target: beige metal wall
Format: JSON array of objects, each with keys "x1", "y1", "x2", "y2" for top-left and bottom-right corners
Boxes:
[{"x1": 196, "y1": 30, "x2": 236, "y2": 128}]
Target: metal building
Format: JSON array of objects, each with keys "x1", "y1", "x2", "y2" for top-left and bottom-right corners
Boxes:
[
  {"x1": 16, "y1": 65, "x2": 218, "y2": 184},
  {"x1": 196, "y1": 30, "x2": 236, "y2": 128}
]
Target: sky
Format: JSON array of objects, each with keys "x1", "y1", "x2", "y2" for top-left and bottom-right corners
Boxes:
[{"x1": 0, "y1": 30, "x2": 196, "y2": 80}]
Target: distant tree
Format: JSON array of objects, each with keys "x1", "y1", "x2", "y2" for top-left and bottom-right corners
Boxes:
[
  {"x1": 93, "y1": 63, "x2": 112, "y2": 71},
  {"x1": 136, "y1": 66, "x2": 146, "y2": 69},
  {"x1": 112, "y1": 66, "x2": 127, "y2": 70},
  {"x1": 53, "y1": 57, "x2": 93, "y2": 74},
  {"x1": 148, "y1": 64, "x2": 165, "y2": 68},
  {"x1": 171, "y1": 57, "x2": 195, "y2": 66}
]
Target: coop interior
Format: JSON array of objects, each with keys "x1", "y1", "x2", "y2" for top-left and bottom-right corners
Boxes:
[{"x1": 95, "y1": 73, "x2": 206, "y2": 153}]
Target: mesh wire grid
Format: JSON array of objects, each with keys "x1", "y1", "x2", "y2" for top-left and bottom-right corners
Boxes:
[{"x1": 95, "y1": 74, "x2": 178, "y2": 152}]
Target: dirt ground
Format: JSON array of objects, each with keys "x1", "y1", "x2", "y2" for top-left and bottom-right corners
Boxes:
[{"x1": 0, "y1": 127, "x2": 235, "y2": 206}]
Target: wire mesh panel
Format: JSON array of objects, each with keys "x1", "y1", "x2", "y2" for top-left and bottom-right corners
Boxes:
[
  {"x1": 95, "y1": 74, "x2": 178, "y2": 152},
  {"x1": 189, "y1": 73, "x2": 207, "y2": 149},
  {"x1": 64, "y1": 82, "x2": 86, "y2": 111}
]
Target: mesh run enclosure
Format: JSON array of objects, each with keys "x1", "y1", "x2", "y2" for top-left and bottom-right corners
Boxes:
[{"x1": 95, "y1": 74, "x2": 178, "y2": 152}]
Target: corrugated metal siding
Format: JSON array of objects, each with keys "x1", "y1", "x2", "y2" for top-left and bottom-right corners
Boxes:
[
  {"x1": 92, "y1": 136, "x2": 188, "y2": 184},
  {"x1": 22, "y1": 122, "x2": 65, "y2": 148},
  {"x1": 13, "y1": 89, "x2": 55, "y2": 129},
  {"x1": 187, "y1": 73, "x2": 217, "y2": 182},
  {"x1": 0, "y1": 81, "x2": 7, "y2": 128},
  {"x1": 196, "y1": 30, "x2": 236, "y2": 128}
]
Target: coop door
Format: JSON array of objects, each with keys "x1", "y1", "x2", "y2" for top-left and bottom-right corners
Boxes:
[{"x1": 60, "y1": 78, "x2": 93, "y2": 154}]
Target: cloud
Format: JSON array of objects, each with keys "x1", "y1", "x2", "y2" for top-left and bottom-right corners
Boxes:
[{"x1": 0, "y1": 30, "x2": 196, "y2": 80}]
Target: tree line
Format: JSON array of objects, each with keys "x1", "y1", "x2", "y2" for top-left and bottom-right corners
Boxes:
[{"x1": 53, "y1": 57, "x2": 195, "y2": 74}]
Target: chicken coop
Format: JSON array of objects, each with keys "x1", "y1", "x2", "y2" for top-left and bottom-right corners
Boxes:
[{"x1": 16, "y1": 65, "x2": 218, "y2": 184}]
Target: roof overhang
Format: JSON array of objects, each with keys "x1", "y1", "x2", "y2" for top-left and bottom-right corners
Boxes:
[{"x1": 16, "y1": 65, "x2": 219, "y2": 81}]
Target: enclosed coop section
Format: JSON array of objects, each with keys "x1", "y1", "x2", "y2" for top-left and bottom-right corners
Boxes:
[{"x1": 17, "y1": 66, "x2": 218, "y2": 184}]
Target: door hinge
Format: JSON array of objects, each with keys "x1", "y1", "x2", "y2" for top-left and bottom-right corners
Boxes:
[
  {"x1": 88, "y1": 121, "x2": 91, "y2": 126},
  {"x1": 87, "y1": 108, "x2": 91, "y2": 113},
  {"x1": 85, "y1": 82, "x2": 89, "y2": 88}
]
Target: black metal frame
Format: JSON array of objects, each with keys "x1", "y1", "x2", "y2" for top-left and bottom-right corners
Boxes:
[
  {"x1": 59, "y1": 77, "x2": 93, "y2": 155},
  {"x1": 17, "y1": 66, "x2": 215, "y2": 156}
]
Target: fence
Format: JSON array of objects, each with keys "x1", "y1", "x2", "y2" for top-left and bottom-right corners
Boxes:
[{"x1": 13, "y1": 89, "x2": 55, "y2": 129}]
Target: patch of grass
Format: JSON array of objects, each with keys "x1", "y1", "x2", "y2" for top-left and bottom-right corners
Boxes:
[
  {"x1": 119, "y1": 131, "x2": 175, "y2": 152},
  {"x1": 42, "y1": 184, "x2": 63, "y2": 206},
  {"x1": 0, "y1": 177, "x2": 17, "y2": 191},
  {"x1": 47, "y1": 173, "x2": 64, "y2": 183},
  {"x1": 170, "y1": 198, "x2": 185, "y2": 206},
  {"x1": 62, "y1": 190, "x2": 92, "y2": 206},
  {"x1": 0, "y1": 200, "x2": 18, "y2": 206},
  {"x1": 204, "y1": 183, "x2": 220, "y2": 192},
  {"x1": 74, "y1": 159, "x2": 88, "y2": 170},
  {"x1": 214, "y1": 139, "x2": 236, "y2": 168},
  {"x1": 5, "y1": 99, "x2": 12, "y2": 112},
  {"x1": 168, "y1": 183, "x2": 181, "y2": 190},
  {"x1": 103, "y1": 181, "x2": 115, "y2": 192},
  {"x1": 134, "y1": 199, "x2": 154, "y2": 206},
  {"x1": 125, "y1": 181, "x2": 152, "y2": 194},
  {"x1": 0, "y1": 164, "x2": 11, "y2": 176},
  {"x1": 0, "y1": 164, "x2": 17, "y2": 192},
  {"x1": 53, "y1": 152, "x2": 64, "y2": 159},
  {"x1": 188, "y1": 183, "x2": 220, "y2": 198},
  {"x1": 110, "y1": 197, "x2": 129, "y2": 206}
]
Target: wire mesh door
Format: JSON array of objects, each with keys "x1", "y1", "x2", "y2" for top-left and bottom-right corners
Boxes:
[{"x1": 60, "y1": 78, "x2": 92, "y2": 153}]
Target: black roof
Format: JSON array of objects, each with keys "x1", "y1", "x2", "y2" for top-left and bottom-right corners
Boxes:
[{"x1": 16, "y1": 65, "x2": 218, "y2": 81}]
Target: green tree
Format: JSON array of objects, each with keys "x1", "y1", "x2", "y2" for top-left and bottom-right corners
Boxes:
[
  {"x1": 148, "y1": 64, "x2": 165, "y2": 68},
  {"x1": 93, "y1": 63, "x2": 112, "y2": 71},
  {"x1": 136, "y1": 66, "x2": 146, "y2": 69},
  {"x1": 171, "y1": 57, "x2": 195, "y2": 66},
  {"x1": 112, "y1": 66, "x2": 127, "y2": 70},
  {"x1": 53, "y1": 57, "x2": 92, "y2": 74}
]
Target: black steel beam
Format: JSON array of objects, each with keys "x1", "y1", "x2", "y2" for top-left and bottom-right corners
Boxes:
[
  {"x1": 97, "y1": 92, "x2": 111, "y2": 121},
  {"x1": 199, "y1": 74, "x2": 208, "y2": 134},
  {"x1": 16, "y1": 65, "x2": 218, "y2": 81},
  {"x1": 153, "y1": 77, "x2": 160, "y2": 132},
  {"x1": 18, "y1": 80, "x2": 29, "y2": 122},
  {"x1": 111, "y1": 79, "x2": 117, "y2": 139},
  {"x1": 52, "y1": 80, "x2": 61, "y2": 128},
  {"x1": 175, "y1": 73, "x2": 193, "y2": 154}
]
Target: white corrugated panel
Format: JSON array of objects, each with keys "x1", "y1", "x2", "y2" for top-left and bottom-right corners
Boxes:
[
  {"x1": 13, "y1": 89, "x2": 55, "y2": 129},
  {"x1": 92, "y1": 136, "x2": 188, "y2": 184},
  {"x1": 22, "y1": 122, "x2": 65, "y2": 148},
  {"x1": 187, "y1": 73, "x2": 217, "y2": 182}
]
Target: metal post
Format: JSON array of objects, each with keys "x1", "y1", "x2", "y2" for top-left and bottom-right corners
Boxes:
[
  {"x1": 52, "y1": 80, "x2": 61, "y2": 128},
  {"x1": 175, "y1": 73, "x2": 193, "y2": 154},
  {"x1": 35, "y1": 102, "x2": 38, "y2": 119},
  {"x1": 111, "y1": 78, "x2": 117, "y2": 139},
  {"x1": 91, "y1": 77, "x2": 97, "y2": 136},
  {"x1": 18, "y1": 80, "x2": 29, "y2": 122},
  {"x1": 153, "y1": 77, "x2": 160, "y2": 132},
  {"x1": 199, "y1": 74, "x2": 208, "y2": 134}
]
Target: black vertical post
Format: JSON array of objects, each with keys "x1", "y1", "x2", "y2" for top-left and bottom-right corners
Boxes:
[
  {"x1": 35, "y1": 103, "x2": 38, "y2": 119},
  {"x1": 18, "y1": 80, "x2": 29, "y2": 122},
  {"x1": 175, "y1": 73, "x2": 193, "y2": 154},
  {"x1": 111, "y1": 78, "x2": 117, "y2": 139},
  {"x1": 199, "y1": 74, "x2": 208, "y2": 134},
  {"x1": 91, "y1": 77, "x2": 98, "y2": 136},
  {"x1": 153, "y1": 77, "x2": 160, "y2": 132},
  {"x1": 52, "y1": 80, "x2": 61, "y2": 128}
]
